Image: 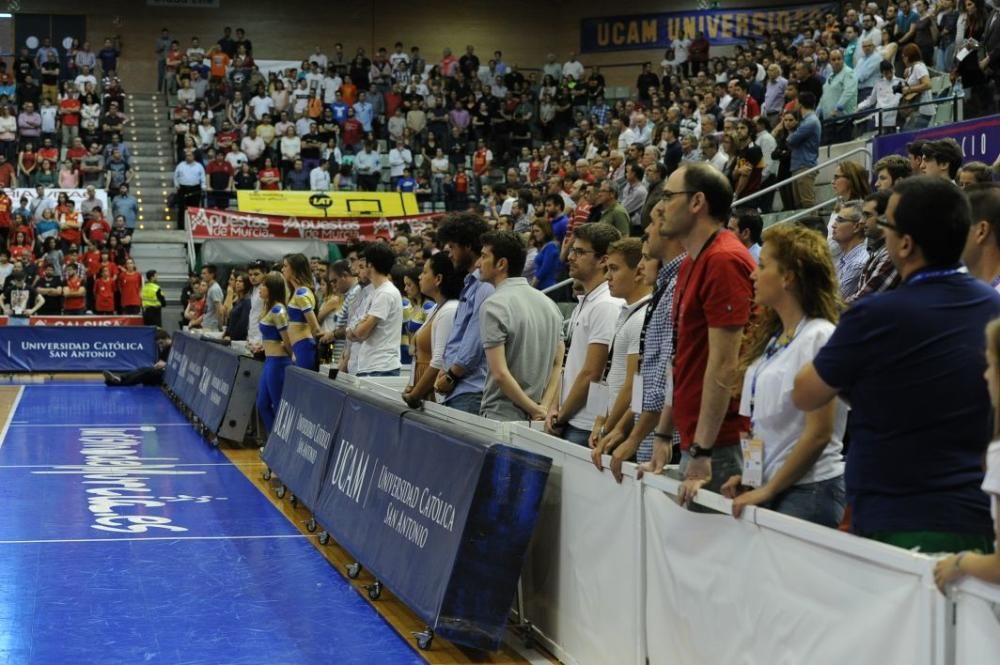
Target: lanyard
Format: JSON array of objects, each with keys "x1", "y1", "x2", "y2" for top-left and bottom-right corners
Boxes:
[
  {"x1": 602, "y1": 296, "x2": 650, "y2": 381},
  {"x1": 748, "y1": 318, "x2": 806, "y2": 432},
  {"x1": 671, "y1": 231, "x2": 720, "y2": 353},
  {"x1": 564, "y1": 282, "x2": 605, "y2": 366},
  {"x1": 906, "y1": 266, "x2": 964, "y2": 286},
  {"x1": 638, "y1": 280, "x2": 669, "y2": 371}
]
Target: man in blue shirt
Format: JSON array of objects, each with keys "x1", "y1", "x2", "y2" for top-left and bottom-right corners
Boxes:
[
  {"x1": 794, "y1": 176, "x2": 1000, "y2": 554},
  {"x1": 786, "y1": 91, "x2": 821, "y2": 209},
  {"x1": 433, "y1": 213, "x2": 495, "y2": 415},
  {"x1": 352, "y1": 91, "x2": 374, "y2": 133},
  {"x1": 329, "y1": 90, "x2": 350, "y2": 125},
  {"x1": 396, "y1": 168, "x2": 416, "y2": 193}
]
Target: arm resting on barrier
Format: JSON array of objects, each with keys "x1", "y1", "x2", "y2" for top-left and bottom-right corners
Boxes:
[
  {"x1": 792, "y1": 362, "x2": 839, "y2": 412},
  {"x1": 484, "y1": 345, "x2": 545, "y2": 420},
  {"x1": 723, "y1": 402, "x2": 836, "y2": 517},
  {"x1": 602, "y1": 352, "x2": 640, "y2": 441},
  {"x1": 934, "y1": 513, "x2": 1000, "y2": 591},
  {"x1": 404, "y1": 361, "x2": 440, "y2": 404},
  {"x1": 540, "y1": 339, "x2": 564, "y2": 412}
]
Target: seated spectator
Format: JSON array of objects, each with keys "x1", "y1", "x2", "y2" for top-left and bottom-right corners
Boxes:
[
  {"x1": 957, "y1": 162, "x2": 994, "y2": 190},
  {"x1": 721, "y1": 224, "x2": 846, "y2": 527},
  {"x1": 794, "y1": 176, "x2": 1000, "y2": 552}
]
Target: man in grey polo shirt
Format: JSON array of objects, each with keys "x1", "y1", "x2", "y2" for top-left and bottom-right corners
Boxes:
[
  {"x1": 200, "y1": 264, "x2": 224, "y2": 331},
  {"x1": 479, "y1": 231, "x2": 564, "y2": 421}
]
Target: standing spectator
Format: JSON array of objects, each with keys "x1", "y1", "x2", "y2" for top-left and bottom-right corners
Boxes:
[
  {"x1": 721, "y1": 224, "x2": 847, "y2": 527},
  {"x1": 794, "y1": 176, "x2": 1000, "y2": 552},
  {"x1": 205, "y1": 151, "x2": 234, "y2": 209},
  {"x1": 961, "y1": 184, "x2": 1000, "y2": 291},
  {"x1": 432, "y1": 213, "x2": 495, "y2": 415},
  {"x1": 787, "y1": 92, "x2": 821, "y2": 209},
  {"x1": 141, "y1": 270, "x2": 166, "y2": 326},
  {"x1": 818, "y1": 49, "x2": 858, "y2": 144},
  {"x1": 620, "y1": 163, "x2": 648, "y2": 232},
  {"x1": 898, "y1": 44, "x2": 935, "y2": 130},
  {"x1": 348, "y1": 243, "x2": 403, "y2": 377},
  {"x1": 727, "y1": 208, "x2": 763, "y2": 263},
  {"x1": 847, "y1": 190, "x2": 900, "y2": 303},
  {"x1": 118, "y1": 258, "x2": 142, "y2": 315},
  {"x1": 173, "y1": 149, "x2": 206, "y2": 229},
  {"x1": 594, "y1": 180, "x2": 630, "y2": 237},
  {"x1": 200, "y1": 264, "x2": 224, "y2": 331},
  {"x1": 688, "y1": 32, "x2": 711, "y2": 75},
  {"x1": 545, "y1": 223, "x2": 623, "y2": 446},
  {"x1": 645, "y1": 163, "x2": 754, "y2": 504},
  {"x1": 112, "y1": 184, "x2": 139, "y2": 235},
  {"x1": 479, "y1": 230, "x2": 564, "y2": 421},
  {"x1": 310, "y1": 158, "x2": 331, "y2": 191}
]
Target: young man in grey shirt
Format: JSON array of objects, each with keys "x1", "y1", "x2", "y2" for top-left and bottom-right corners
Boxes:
[
  {"x1": 478, "y1": 230, "x2": 564, "y2": 421},
  {"x1": 200, "y1": 264, "x2": 225, "y2": 331}
]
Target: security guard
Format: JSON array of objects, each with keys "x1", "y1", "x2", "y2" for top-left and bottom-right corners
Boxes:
[{"x1": 141, "y1": 269, "x2": 167, "y2": 326}]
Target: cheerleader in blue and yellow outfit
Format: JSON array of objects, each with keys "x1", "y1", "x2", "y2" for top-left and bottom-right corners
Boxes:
[
  {"x1": 281, "y1": 253, "x2": 322, "y2": 370},
  {"x1": 256, "y1": 272, "x2": 293, "y2": 433}
]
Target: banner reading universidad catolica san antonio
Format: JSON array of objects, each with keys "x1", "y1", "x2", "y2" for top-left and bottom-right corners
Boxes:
[{"x1": 580, "y1": 2, "x2": 838, "y2": 52}]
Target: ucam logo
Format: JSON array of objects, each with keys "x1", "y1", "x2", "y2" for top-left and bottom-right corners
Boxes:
[
  {"x1": 199, "y1": 366, "x2": 212, "y2": 395},
  {"x1": 273, "y1": 400, "x2": 296, "y2": 441}
]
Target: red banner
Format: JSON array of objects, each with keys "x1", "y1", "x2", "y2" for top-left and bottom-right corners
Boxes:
[
  {"x1": 186, "y1": 207, "x2": 438, "y2": 242},
  {"x1": 0, "y1": 316, "x2": 145, "y2": 327}
]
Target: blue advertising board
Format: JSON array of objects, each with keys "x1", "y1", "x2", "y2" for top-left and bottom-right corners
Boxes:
[
  {"x1": 0, "y1": 326, "x2": 156, "y2": 372},
  {"x1": 261, "y1": 368, "x2": 345, "y2": 508},
  {"x1": 580, "y1": 3, "x2": 838, "y2": 52},
  {"x1": 163, "y1": 331, "x2": 185, "y2": 390},
  {"x1": 872, "y1": 113, "x2": 1000, "y2": 168},
  {"x1": 262, "y1": 367, "x2": 553, "y2": 650},
  {"x1": 189, "y1": 340, "x2": 241, "y2": 433}
]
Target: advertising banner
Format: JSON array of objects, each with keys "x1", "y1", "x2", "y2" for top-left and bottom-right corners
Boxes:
[
  {"x1": 580, "y1": 3, "x2": 838, "y2": 52},
  {"x1": 186, "y1": 207, "x2": 436, "y2": 242},
  {"x1": 872, "y1": 113, "x2": 1000, "y2": 167},
  {"x1": 261, "y1": 368, "x2": 345, "y2": 508},
  {"x1": 164, "y1": 331, "x2": 187, "y2": 391},
  {"x1": 174, "y1": 333, "x2": 207, "y2": 406},
  {"x1": 0, "y1": 326, "x2": 155, "y2": 372},
  {"x1": 235, "y1": 190, "x2": 422, "y2": 218},
  {"x1": 190, "y1": 342, "x2": 241, "y2": 433},
  {"x1": 0, "y1": 315, "x2": 143, "y2": 327}
]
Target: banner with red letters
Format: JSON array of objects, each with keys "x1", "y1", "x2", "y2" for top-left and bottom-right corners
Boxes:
[
  {"x1": 0, "y1": 316, "x2": 144, "y2": 327},
  {"x1": 186, "y1": 207, "x2": 438, "y2": 242}
]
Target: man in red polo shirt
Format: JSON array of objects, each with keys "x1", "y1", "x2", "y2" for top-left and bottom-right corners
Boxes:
[{"x1": 648, "y1": 162, "x2": 754, "y2": 504}]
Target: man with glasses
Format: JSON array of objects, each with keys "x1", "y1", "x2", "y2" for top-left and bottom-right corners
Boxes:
[
  {"x1": 546, "y1": 223, "x2": 623, "y2": 446},
  {"x1": 847, "y1": 190, "x2": 900, "y2": 304},
  {"x1": 795, "y1": 176, "x2": 1000, "y2": 553},
  {"x1": 641, "y1": 163, "x2": 754, "y2": 506},
  {"x1": 831, "y1": 201, "x2": 869, "y2": 299}
]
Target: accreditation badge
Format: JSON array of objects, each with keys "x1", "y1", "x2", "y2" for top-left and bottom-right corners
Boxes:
[{"x1": 740, "y1": 435, "x2": 764, "y2": 488}]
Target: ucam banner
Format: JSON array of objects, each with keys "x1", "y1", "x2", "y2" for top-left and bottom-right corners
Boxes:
[
  {"x1": 186, "y1": 207, "x2": 436, "y2": 242},
  {"x1": 581, "y1": 2, "x2": 838, "y2": 52},
  {"x1": 0, "y1": 326, "x2": 156, "y2": 372},
  {"x1": 872, "y1": 112, "x2": 1000, "y2": 169},
  {"x1": 0, "y1": 315, "x2": 143, "y2": 327}
]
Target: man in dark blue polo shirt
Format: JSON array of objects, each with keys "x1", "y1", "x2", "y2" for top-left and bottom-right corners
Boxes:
[{"x1": 794, "y1": 176, "x2": 1000, "y2": 554}]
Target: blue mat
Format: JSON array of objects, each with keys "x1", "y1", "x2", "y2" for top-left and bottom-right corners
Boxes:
[{"x1": 0, "y1": 385, "x2": 424, "y2": 664}]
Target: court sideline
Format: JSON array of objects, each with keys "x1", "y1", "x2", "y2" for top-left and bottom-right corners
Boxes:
[{"x1": 0, "y1": 383, "x2": 546, "y2": 665}]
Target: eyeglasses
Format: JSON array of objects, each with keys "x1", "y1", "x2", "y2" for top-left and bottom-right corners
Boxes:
[
  {"x1": 662, "y1": 189, "x2": 695, "y2": 201},
  {"x1": 834, "y1": 215, "x2": 861, "y2": 224},
  {"x1": 568, "y1": 247, "x2": 596, "y2": 257}
]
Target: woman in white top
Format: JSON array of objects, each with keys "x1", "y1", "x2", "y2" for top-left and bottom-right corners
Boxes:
[
  {"x1": 899, "y1": 43, "x2": 935, "y2": 130},
  {"x1": 403, "y1": 252, "x2": 464, "y2": 408},
  {"x1": 722, "y1": 224, "x2": 847, "y2": 528},
  {"x1": 935, "y1": 317, "x2": 1000, "y2": 591}
]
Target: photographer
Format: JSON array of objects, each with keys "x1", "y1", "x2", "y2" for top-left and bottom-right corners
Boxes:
[{"x1": 0, "y1": 267, "x2": 44, "y2": 321}]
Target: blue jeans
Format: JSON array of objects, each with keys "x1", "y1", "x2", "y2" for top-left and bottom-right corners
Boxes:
[
  {"x1": 767, "y1": 476, "x2": 846, "y2": 528},
  {"x1": 678, "y1": 445, "x2": 743, "y2": 495},
  {"x1": 562, "y1": 424, "x2": 593, "y2": 447},
  {"x1": 357, "y1": 369, "x2": 400, "y2": 377},
  {"x1": 444, "y1": 391, "x2": 482, "y2": 415}
]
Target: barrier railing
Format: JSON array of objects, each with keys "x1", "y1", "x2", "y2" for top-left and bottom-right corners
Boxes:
[
  {"x1": 732, "y1": 145, "x2": 871, "y2": 210},
  {"x1": 163, "y1": 363, "x2": 993, "y2": 664}
]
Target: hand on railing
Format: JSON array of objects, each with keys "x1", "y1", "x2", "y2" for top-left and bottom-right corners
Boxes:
[{"x1": 720, "y1": 475, "x2": 773, "y2": 518}]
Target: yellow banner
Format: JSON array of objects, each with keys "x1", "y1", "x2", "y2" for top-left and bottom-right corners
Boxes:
[{"x1": 236, "y1": 191, "x2": 421, "y2": 218}]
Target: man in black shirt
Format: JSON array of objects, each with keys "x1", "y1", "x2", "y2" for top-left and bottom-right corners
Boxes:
[
  {"x1": 34, "y1": 263, "x2": 63, "y2": 315},
  {"x1": 1, "y1": 268, "x2": 44, "y2": 319},
  {"x1": 104, "y1": 329, "x2": 173, "y2": 386},
  {"x1": 13, "y1": 48, "x2": 33, "y2": 84}
]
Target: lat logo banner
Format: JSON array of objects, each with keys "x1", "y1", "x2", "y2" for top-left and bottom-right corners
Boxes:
[{"x1": 580, "y1": 2, "x2": 838, "y2": 52}]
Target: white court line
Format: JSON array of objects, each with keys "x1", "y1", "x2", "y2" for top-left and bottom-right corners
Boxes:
[
  {"x1": 0, "y1": 386, "x2": 24, "y2": 449},
  {"x1": 8, "y1": 422, "x2": 191, "y2": 427},
  {"x1": 0, "y1": 534, "x2": 313, "y2": 545}
]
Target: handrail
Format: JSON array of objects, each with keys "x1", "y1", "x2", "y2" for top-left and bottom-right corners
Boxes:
[
  {"x1": 732, "y1": 146, "x2": 871, "y2": 209},
  {"x1": 825, "y1": 93, "x2": 964, "y2": 127},
  {"x1": 541, "y1": 278, "x2": 574, "y2": 295},
  {"x1": 768, "y1": 196, "x2": 839, "y2": 227}
]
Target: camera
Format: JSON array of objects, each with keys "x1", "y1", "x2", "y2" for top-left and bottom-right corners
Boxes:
[{"x1": 892, "y1": 81, "x2": 905, "y2": 94}]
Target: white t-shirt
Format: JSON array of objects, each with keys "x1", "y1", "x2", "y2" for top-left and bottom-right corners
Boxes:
[
  {"x1": 738, "y1": 318, "x2": 846, "y2": 485},
  {"x1": 356, "y1": 280, "x2": 403, "y2": 374},
  {"x1": 247, "y1": 284, "x2": 264, "y2": 345},
  {"x1": 249, "y1": 95, "x2": 274, "y2": 121},
  {"x1": 983, "y1": 441, "x2": 1000, "y2": 524},
  {"x1": 562, "y1": 281, "x2": 625, "y2": 431},
  {"x1": 604, "y1": 297, "x2": 649, "y2": 412},
  {"x1": 906, "y1": 62, "x2": 935, "y2": 117},
  {"x1": 346, "y1": 284, "x2": 371, "y2": 375}
]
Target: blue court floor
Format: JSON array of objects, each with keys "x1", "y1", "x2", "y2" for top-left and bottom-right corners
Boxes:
[{"x1": 0, "y1": 384, "x2": 424, "y2": 665}]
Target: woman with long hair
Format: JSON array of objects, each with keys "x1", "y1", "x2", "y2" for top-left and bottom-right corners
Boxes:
[
  {"x1": 403, "y1": 252, "x2": 465, "y2": 408},
  {"x1": 282, "y1": 253, "x2": 321, "y2": 370},
  {"x1": 401, "y1": 266, "x2": 434, "y2": 365},
  {"x1": 256, "y1": 272, "x2": 293, "y2": 432},
  {"x1": 934, "y1": 317, "x2": 1000, "y2": 591},
  {"x1": 955, "y1": 0, "x2": 997, "y2": 118},
  {"x1": 722, "y1": 224, "x2": 847, "y2": 527},
  {"x1": 34, "y1": 159, "x2": 56, "y2": 188},
  {"x1": 118, "y1": 257, "x2": 142, "y2": 315},
  {"x1": 899, "y1": 43, "x2": 935, "y2": 130},
  {"x1": 827, "y1": 161, "x2": 871, "y2": 260}
]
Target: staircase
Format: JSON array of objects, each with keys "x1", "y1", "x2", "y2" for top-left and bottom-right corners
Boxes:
[{"x1": 125, "y1": 91, "x2": 190, "y2": 330}]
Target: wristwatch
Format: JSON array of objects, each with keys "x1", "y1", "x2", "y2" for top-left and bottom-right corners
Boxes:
[
  {"x1": 689, "y1": 443, "x2": 713, "y2": 459},
  {"x1": 652, "y1": 431, "x2": 672, "y2": 441},
  {"x1": 445, "y1": 369, "x2": 460, "y2": 383}
]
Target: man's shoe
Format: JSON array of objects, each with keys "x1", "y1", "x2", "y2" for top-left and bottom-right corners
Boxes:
[{"x1": 103, "y1": 370, "x2": 121, "y2": 385}]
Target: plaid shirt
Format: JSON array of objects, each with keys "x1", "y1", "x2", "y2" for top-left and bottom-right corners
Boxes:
[
  {"x1": 846, "y1": 241, "x2": 899, "y2": 305},
  {"x1": 637, "y1": 254, "x2": 686, "y2": 461}
]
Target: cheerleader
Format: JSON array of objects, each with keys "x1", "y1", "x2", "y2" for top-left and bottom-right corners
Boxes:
[
  {"x1": 256, "y1": 272, "x2": 293, "y2": 433},
  {"x1": 281, "y1": 253, "x2": 321, "y2": 370}
]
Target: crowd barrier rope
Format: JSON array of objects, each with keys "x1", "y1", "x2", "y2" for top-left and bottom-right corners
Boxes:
[{"x1": 162, "y1": 362, "x2": 995, "y2": 663}]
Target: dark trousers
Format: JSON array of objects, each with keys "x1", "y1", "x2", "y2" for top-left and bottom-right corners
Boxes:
[
  {"x1": 176, "y1": 185, "x2": 202, "y2": 230},
  {"x1": 143, "y1": 306, "x2": 162, "y2": 327},
  {"x1": 111, "y1": 367, "x2": 164, "y2": 386}
]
